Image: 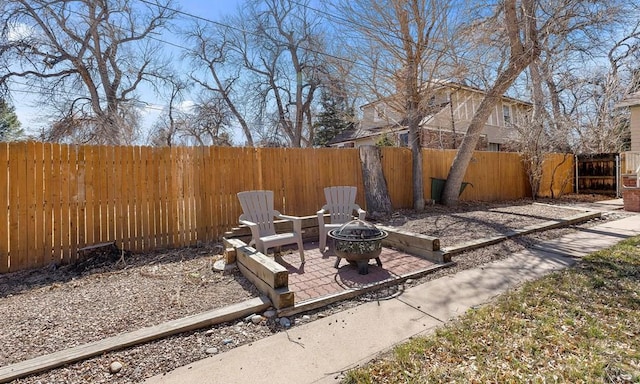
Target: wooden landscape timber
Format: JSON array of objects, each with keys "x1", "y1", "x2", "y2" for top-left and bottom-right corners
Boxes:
[
  {"x1": 223, "y1": 237, "x2": 294, "y2": 309},
  {"x1": 441, "y1": 211, "x2": 602, "y2": 256},
  {"x1": 0, "y1": 297, "x2": 271, "y2": 384},
  {"x1": 378, "y1": 226, "x2": 448, "y2": 263}
]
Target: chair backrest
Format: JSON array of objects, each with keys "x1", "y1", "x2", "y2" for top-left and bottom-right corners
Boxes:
[
  {"x1": 237, "y1": 190, "x2": 277, "y2": 236},
  {"x1": 324, "y1": 186, "x2": 359, "y2": 224}
]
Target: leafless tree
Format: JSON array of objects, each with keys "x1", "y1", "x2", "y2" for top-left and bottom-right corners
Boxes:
[
  {"x1": 186, "y1": 0, "x2": 327, "y2": 147},
  {"x1": 506, "y1": 114, "x2": 570, "y2": 198},
  {"x1": 180, "y1": 98, "x2": 233, "y2": 146},
  {"x1": 567, "y1": 36, "x2": 640, "y2": 154},
  {"x1": 185, "y1": 23, "x2": 255, "y2": 147},
  {"x1": 337, "y1": 0, "x2": 457, "y2": 210},
  {"x1": 525, "y1": 1, "x2": 638, "y2": 155},
  {"x1": 149, "y1": 95, "x2": 233, "y2": 147},
  {"x1": 501, "y1": 1, "x2": 639, "y2": 198},
  {"x1": 147, "y1": 75, "x2": 190, "y2": 147},
  {"x1": 441, "y1": 0, "x2": 543, "y2": 206},
  {"x1": 0, "y1": 0, "x2": 176, "y2": 144}
]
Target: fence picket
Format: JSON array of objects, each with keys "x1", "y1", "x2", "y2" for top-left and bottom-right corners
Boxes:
[
  {"x1": 59, "y1": 145, "x2": 71, "y2": 264},
  {"x1": 32, "y1": 143, "x2": 45, "y2": 267},
  {"x1": 150, "y1": 148, "x2": 161, "y2": 248},
  {"x1": 84, "y1": 146, "x2": 95, "y2": 247},
  {"x1": 0, "y1": 144, "x2": 8, "y2": 273},
  {"x1": 70, "y1": 145, "x2": 82, "y2": 263},
  {"x1": 8, "y1": 143, "x2": 21, "y2": 271},
  {"x1": 138, "y1": 146, "x2": 150, "y2": 250},
  {"x1": 161, "y1": 147, "x2": 170, "y2": 247},
  {"x1": 96, "y1": 146, "x2": 106, "y2": 244}
]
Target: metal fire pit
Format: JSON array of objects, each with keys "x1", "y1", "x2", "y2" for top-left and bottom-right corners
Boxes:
[{"x1": 328, "y1": 219, "x2": 388, "y2": 275}]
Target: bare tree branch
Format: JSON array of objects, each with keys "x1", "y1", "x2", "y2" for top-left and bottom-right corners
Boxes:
[{"x1": 0, "y1": 0, "x2": 176, "y2": 144}]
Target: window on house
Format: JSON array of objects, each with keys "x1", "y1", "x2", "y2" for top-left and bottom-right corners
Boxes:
[
  {"x1": 399, "y1": 132, "x2": 409, "y2": 147},
  {"x1": 488, "y1": 143, "x2": 501, "y2": 152},
  {"x1": 502, "y1": 105, "x2": 511, "y2": 124}
]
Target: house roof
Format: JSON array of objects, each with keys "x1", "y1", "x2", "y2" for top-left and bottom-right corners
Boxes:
[
  {"x1": 616, "y1": 91, "x2": 640, "y2": 108},
  {"x1": 440, "y1": 80, "x2": 532, "y2": 107}
]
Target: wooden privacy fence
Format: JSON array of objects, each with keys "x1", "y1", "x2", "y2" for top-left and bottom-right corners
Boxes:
[{"x1": 0, "y1": 142, "x2": 574, "y2": 273}]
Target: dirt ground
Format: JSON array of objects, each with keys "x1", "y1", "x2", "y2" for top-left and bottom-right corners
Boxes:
[{"x1": 1, "y1": 194, "x2": 631, "y2": 383}]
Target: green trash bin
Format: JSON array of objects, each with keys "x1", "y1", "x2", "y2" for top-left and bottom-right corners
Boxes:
[{"x1": 430, "y1": 178, "x2": 473, "y2": 203}]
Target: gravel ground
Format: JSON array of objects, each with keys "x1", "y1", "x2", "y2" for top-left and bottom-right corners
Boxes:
[{"x1": 2, "y1": 195, "x2": 633, "y2": 383}]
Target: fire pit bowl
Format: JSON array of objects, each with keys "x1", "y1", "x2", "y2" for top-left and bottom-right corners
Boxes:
[{"x1": 328, "y1": 219, "x2": 388, "y2": 275}]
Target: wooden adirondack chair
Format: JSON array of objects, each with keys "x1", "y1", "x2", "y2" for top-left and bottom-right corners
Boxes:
[
  {"x1": 237, "y1": 190, "x2": 305, "y2": 263},
  {"x1": 317, "y1": 186, "x2": 367, "y2": 253}
]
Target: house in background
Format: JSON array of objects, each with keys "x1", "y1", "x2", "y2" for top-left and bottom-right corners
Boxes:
[
  {"x1": 329, "y1": 80, "x2": 532, "y2": 151},
  {"x1": 616, "y1": 92, "x2": 640, "y2": 151}
]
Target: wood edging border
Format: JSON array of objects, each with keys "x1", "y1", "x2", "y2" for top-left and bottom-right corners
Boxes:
[
  {"x1": 441, "y1": 211, "x2": 602, "y2": 256},
  {"x1": 0, "y1": 297, "x2": 271, "y2": 384}
]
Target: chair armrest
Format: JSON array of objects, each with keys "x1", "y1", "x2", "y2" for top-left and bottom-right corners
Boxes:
[
  {"x1": 239, "y1": 218, "x2": 257, "y2": 227},
  {"x1": 239, "y1": 216, "x2": 260, "y2": 246},
  {"x1": 317, "y1": 206, "x2": 328, "y2": 226},
  {"x1": 277, "y1": 214, "x2": 303, "y2": 233},
  {"x1": 354, "y1": 204, "x2": 367, "y2": 220}
]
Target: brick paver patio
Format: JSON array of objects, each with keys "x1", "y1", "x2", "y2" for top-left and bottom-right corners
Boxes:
[{"x1": 274, "y1": 241, "x2": 437, "y2": 303}]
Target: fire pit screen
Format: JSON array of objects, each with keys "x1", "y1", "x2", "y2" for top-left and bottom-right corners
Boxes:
[{"x1": 328, "y1": 219, "x2": 388, "y2": 275}]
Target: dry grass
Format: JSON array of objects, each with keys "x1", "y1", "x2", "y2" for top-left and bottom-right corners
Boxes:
[{"x1": 344, "y1": 236, "x2": 640, "y2": 384}]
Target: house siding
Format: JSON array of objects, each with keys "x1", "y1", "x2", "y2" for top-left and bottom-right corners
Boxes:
[
  {"x1": 361, "y1": 101, "x2": 404, "y2": 129},
  {"x1": 631, "y1": 106, "x2": 640, "y2": 151},
  {"x1": 421, "y1": 128, "x2": 488, "y2": 150}
]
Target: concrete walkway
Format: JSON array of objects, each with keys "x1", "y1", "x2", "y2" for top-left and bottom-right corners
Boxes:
[{"x1": 146, "y1": 211, "x2": 640, "y2": 384}]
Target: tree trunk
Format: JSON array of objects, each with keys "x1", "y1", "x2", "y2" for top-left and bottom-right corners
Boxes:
[
  {"x1": 442, "y1": 63, "x2": 526, "y2": 206},
  {"x1": 410, "y1": 123, "x2": 425, "y2": 211},
  {"x1": 359, "y1": 145, "x2": 392, "y2": 218},
  {"x1": 441, "y1": 0, "x2": 539, "y2": 207}
]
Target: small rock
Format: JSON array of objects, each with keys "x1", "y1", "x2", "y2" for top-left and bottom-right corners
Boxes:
[
  {"x1": 205, "y1": 347, "x2": 219, "y2": 354},
  {"x1": 213, "y1": 259, "x2": 226, "y2": 271},
  {"x1": 244, "y1": 313, "x2": 256, "y2": 322},
  {"x1": 317, "y1": 313, "x2": 327, "y2": 318},
  {"x1": 406, "y1": 278, "x2": 414, "y2": 284},
  {"x1": 205, "y1": 329, "x2": 215, "y2": 336},
  {"x1": 279, "y1": 317, "x2": 291, "y2": 328},
  {"x1": 222, "y1": 338, "x2": 234, "y2": 345},
  {"x1": 263, "y1": 310, "x2": 277, "y2": 318},
  {"x1": 302, "y1": 315, "x2": 311, "y2": 321},
  {"x1": 109, "y1": 361, "x2": 123, "y2": 374},
  {"x1": 251, "y1": 315, "x2": 264, "y2": 324}
]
